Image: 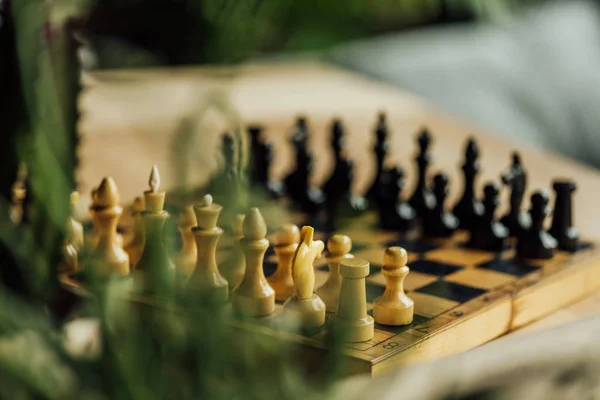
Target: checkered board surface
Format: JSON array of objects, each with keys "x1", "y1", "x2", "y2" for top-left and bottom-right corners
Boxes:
[{"x1": 214, "y1": 208, "x2": 600, "y2": 373}]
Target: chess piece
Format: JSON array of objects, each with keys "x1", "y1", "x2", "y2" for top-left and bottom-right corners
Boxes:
[
  {"x1": 124, "y1": 196, "x2": 145, "y2": 268},
  {"x1": 135, "y1": 166, "x2": 175, "y2": 295},
  {"x1": 335, "y1": 258, "x2": 375, "y2": 342},
  {"x1": 220, "y1": 214, "x2": 246, "y2": 290},
  {"x1": 453, "y1": 138, "x2": 484, "y2": 229},
  {"x1": 373, "y1": 247, "x2": 414, "y2": 326},
  {"x1": 284, "y1": 118, "x2": 325, "y2": 213},
  {"x1": 331, "y1": 118, "x2": 345, "y2": 162},
  {"x1": 267, "y1": 223, "x2": 301, "y2": 301},
  {"x1": 517, "y1": 191, "x2": 557, "y2": 259},
  {"x1": 501, "y1": 152, "x2": 530, "y2": 236},
  {"x1": 549, "y1": 180, "x2": 579, "y2": 252},
  {"x1": 316, "y1": 234, "x2": 353, "y2": 312},
  {"x1": 423, "y1": 173, "x2": 458, "y2": 237},
  {"x1": 68, "y1": 191, "x2": 84, "y2": 251},
  {"x1": 283, "y1": 226, "x2": 326, "y2": 329},
  {"x1": 90, "y1": 177, "x2": 129, "y2": 276},
  {"x1": 375, "y1": 166, "x2": 417, "y2": 231},
  {"x1": 247, "y1": 126, "x2": 284, "y2": 199},
  {"x1": 232, "y1": 208, "x2": 275, "y2": 317},
  {"x1": 173, "y1": 205, "x2": 197, "y2": 278},
  {"x1": 409, "y1": 128, "x2": 436, "y2": 217},
  {"x1": 323, "y1": 119, "x2": 349, "y2": 200},
  {"x1": 86, "y1": 187, "x2": 99, "y2": 250},
  {"x1": 9, "y1": 163, "x2": 27, "y2": 225},
  {"x1": 59, "y1": 217, "x2": 79, "y2": 275},
  {"x1": 323, "y1": 118, "x2": 366, "y2": 217},
  {"x1": 467, "y1": 182, "x2": 509, "y2": 252},
  {"x1": 366, "y1": 112, "x2": 390, "y2": 202},
  {"x1": 88, "y1": 186, "x2": 123, "y2": 251},
  {"x1": 207, "y1": 133, "x2": 239, "y2": 208},
  {"x1": 323, "y1": 154, "x2": 368, "y2": 231},
  {"x1": 189, "y1": 194, "x2": 228, "y2": 303}
]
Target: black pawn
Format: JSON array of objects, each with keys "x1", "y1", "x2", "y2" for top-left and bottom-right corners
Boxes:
[
  {"x1": 375, "y1": 166, "x2": 417, "y2": 231},
  {"x1": 549, "y1": 180, "x2": 579, "y2": 252},
  {"x1": 500, "y1": 152, "x2": 530, "y2": 236},
  {"x1": 366, "y1": 113, "x2": 390, "y2": 202},
  {"x1": 409, "y1": 128, "x2": 436, "y2": 217},
  {"x1": 331, "y1": 119, "x2": 345, "y2": 162},
  {"x1": 208, "y1": 133, "x2": 238, "y2": 195},
  {"x1": 284, "y1": 118, "x2": 325, "y2": 214},
  {"x1": 423, "y1": 173, "x2": 458, "y2": 237},
  {"x1": 324, "y1": 119, "x2": 348, "y2": 198},
  {"x1": 516, "y1": 191, "x2": 557, "y2": 259},
  {"x1": 453, "y1": 138, "x2": 484, "y2": 229},
  {"x1": 467, "y1": 182, "x2": 509, "y2": 252},
  {"x1": 324, "y1": 156, "x2": 367, "y2": 231},
  {"x1": 247, "y1": 126, "x2": 284, "y2": 199}
]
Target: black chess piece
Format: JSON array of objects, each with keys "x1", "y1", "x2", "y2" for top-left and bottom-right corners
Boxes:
[
  {"x1": 500, "y1": 152, "x2": 530, "y2": 236},
  {"x1": 453, "y1": 138, "x2": 484, "y2": 229},
  {"x1": 207, "y1": 133, "x2": 238, "y2": 198},
  {"x1": 467, "y1": 182, "x2": 509, "y2": 251},
  {"x1": 292, "y1": 116, "x2": 309, "y2": 145},
  {"x1": 366, "y1": 113, "x2": 390, "y2": 202},
  {"x1": 331, "y1": 119, "x2": 345, "y2": 162},
  {"x1": 516, "y1": 191, "x2": 557, "y2": 259},
  {"x1": 247, "y1": 126, "x2": 284, "y2": 199},
  {"x1": 375, "y1": 166, "x2": 417, "y2": 231},
  {"x1": 323, "y1": 156, "x2": 368, "y2": 231},
  {"x1": 423, "y1": 173, "x2": 458, "y2": 237},
  {"x1": 549, "y1": 180, "x2": 579, "y2": 252},
  {"x1": 409, "y1": 128, "x2": 437, "y2": 217},
  {"x1": 284, "y1": 119, "x2": 325, "y2": 214}
]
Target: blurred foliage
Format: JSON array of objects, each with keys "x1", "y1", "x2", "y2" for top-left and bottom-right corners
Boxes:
[{"x1": 82, "y1": 0, "x2": 552, "y2": 68}]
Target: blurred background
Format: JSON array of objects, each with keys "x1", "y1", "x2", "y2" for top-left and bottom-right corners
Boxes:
[{"x1": 79, "y1": 0, "x2": 600, "y2": 168}]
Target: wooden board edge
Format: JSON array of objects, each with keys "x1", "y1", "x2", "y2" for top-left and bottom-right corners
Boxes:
[
  {"x1": 371, "y1": 297, "x2": 513, "y2": 376},
  {"x1": 511, "y1": 253, "x2": 600, "y2": 329}
]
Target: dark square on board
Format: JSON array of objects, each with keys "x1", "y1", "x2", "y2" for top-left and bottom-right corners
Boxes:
[
  {"x1": 365, "y1": 281, "x2": 386, "y2": 303},
  {"x1": 416, "y1": 280, "x2": 487, "y2": 303},
  {"x1": 263, "y1": 260, "x2": 278, "y2": 278},
  {"x1": 384, "y1": 238, "x2": 442, "y2": 254},
  {"x1": 478, "y1": 258, "x2": 539, "y2": 277},
  {"x1": 409, "y1": 259, "x2": 463, "y2": 277}
]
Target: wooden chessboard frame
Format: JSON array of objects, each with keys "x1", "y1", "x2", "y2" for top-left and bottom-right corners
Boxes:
[{"x1": 219, "y1": 208, "x2": 600, "y2": 377}]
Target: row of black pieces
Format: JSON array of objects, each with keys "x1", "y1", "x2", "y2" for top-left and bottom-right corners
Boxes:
[{"x1": 215, "y1": 115, "x2": 579, "y2": 259}]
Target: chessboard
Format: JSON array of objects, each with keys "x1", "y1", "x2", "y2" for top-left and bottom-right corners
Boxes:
[
  {"x1": 214, "y1": 207, "x2": 600, "y2": 377},
  {"x1": 62, "y1": 196, "x2": 600, "y2": 377},
  {"x1": 74, "y1": 62, "x2": 600, "y2": 377}
]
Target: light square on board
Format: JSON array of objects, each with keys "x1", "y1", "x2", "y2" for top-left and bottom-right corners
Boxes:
[
  {"x1": 425, "y1": 247, "x2": 493, "y2": 267},
  {"x1": 314, "y1": 270, "x2": 329, "y2": 288},
  {"x1": 341, "y1": 225, "x2": 398, "y2": 245},
  {"x1": 445, "y1": 268, "x2": 517, "y2": 290},
  {"x1": 410, "y1": 292, "x2": 460, "y2": 318}
]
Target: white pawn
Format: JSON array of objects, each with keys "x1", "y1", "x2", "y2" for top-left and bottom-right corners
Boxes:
[
  {"x1": 267, "y1": 223, "x2": 301, "y2": 302},
  {"x1": 232, "y1": 208, "x2": 275, "y2": 317},
  {"x1": 174, "y1": 205, "x2": 197, "y2": 278},
  {"x1": 316, "y1": 234, "x2": 353, "y2": 312},
  {"x1": 220, "y1": 214, "x2": 246, "y2": 290},
  {"x1": 373, "y1": 247, "x2": 414, "y2": 326}
]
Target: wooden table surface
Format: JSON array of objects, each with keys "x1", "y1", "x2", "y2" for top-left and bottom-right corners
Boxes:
[{"x1": 79, "y1": 61, "x2": 600, "y2": 340}]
